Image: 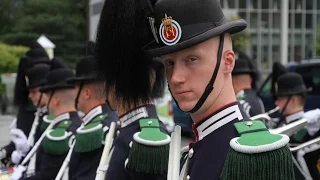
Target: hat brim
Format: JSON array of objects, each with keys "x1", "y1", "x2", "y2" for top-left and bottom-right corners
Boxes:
[
  {"x1": 232, "y1": 69, "x2": 257, "y2": 75},
  {"x1": 143, "y1": 19, "x2": 247, "y2": 57},
  {"x1": 39, "y1": 83, "x2": 74, "y2": 93},
  {"x1": 66, "y1": 76, "x2": 95, "y2": 85},
  {"x1": 27, "y1": 80, "x2": 47, "y2": 89},
  {"x1": 275, "y1": 88, "x2": 311, "y2": 97}
]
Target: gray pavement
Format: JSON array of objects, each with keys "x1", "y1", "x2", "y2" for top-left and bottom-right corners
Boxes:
[{"x1": 0, "y1": 115, "x2": 15, "y2": 147}]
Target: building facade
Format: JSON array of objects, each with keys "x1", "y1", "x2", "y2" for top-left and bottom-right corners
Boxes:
[
  {"x1": 221, "y1": 0, "x2": 320, "y2": 72},
  {"x1": 88, "y1": 0, "x2": 320, "y2": 72}
]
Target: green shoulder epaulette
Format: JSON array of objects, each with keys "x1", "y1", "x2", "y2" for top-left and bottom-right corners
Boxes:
[
  {"x1": 74, "y1": 113, "x2": 108, "y2": 152},
  {"x1": 43, "y1": 120, "x2": 72, "y2": 155},
  {"x1": 221, "y1": 120, "x2": 295, "y2": 180},
  {"x1": 127, "y1": 118, "x2": 170, "y2": 174},
  {"x1": 40, "y1": 114, "x2": 54, "y2": 132}
]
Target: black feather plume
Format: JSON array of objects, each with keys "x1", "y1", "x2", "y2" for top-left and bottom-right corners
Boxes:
[
  {"x1": 50, "y1": 57, "x2": 68, "y2": 71},
  {"x1": 86, "y1": 41, "x2": 95, "y2": 56},
  {"x1": 13, "y1": 56, "x2": 30, "y2": 106},
  {"x1": 94, "y1": 0, "x2": 158, "y2": 109}
]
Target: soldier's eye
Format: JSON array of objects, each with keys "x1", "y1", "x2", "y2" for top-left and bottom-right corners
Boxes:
[
  {"x1": 187, "y1": 57, "x2": 197, "y2": 63},
  {"x1": 164, "y1": 60, "x2": 174, "y2": 67}
]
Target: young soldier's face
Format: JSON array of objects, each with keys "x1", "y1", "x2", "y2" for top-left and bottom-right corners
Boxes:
[
  {"x1": 28, "y1": 87, "x2": 41, "y2": 106},
  {"x1": 161, "y1": 37, "x2": 228, "y2": 112}
]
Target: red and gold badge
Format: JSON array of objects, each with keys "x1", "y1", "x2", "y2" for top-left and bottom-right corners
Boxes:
[{"x1": 159, "y1": 14, "x2": 182, "y2": 46}]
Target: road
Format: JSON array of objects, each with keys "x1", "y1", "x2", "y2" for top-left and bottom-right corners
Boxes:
[
  {"x1": 0, "y1": 115, "x2": 15, "y2": 147},
  {"x1": 0, "y1": 115, "x2": 192, "y2": 148}
]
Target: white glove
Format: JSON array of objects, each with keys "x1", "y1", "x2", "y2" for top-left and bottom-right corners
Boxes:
[
  {"x1": 10, "y1": 129, "x2": 30, "y2": 155},
  {"x1": 10, "y1": 165, "x2": 26, "y2": 180},
  {"x1": 11, "y1": 150, "x2": 23, "y2": 165}
]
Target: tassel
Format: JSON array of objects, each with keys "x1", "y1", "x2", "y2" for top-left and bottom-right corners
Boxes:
[
  {"x1": 127, "y1": 119, "x2": 170, "y2": 174},
  {"x1": 220, "y1": 120, "x2": 295, "y2": 180},
  {"x1": 74, "y1": 123, "x2": 104, "y2": 152},
  {"x1": 43, "y1": 129, "x2": 70, "y2": 155}
]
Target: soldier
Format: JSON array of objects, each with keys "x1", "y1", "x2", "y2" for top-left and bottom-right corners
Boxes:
[
  {"x1": 94, "y1": 0, "x2": 170, "y2": 179},
  {"x1": 10, "y1": 64, "x2": 51, "y2": 171},
  {"x1": 232, "y1": 53, "x2": 265, "y2": 117},
  {"x1": 10, "y1": 68, "x2": 81, "y2": 180},
  {"x1": 66, "y1": 45, "x2": 118, "y2": 180},
  {"x1": 143, "y1": 0, "x2": 295, "y2": 179},
  {"x1": 0, "y1": 42, "x2": 51, "y2": 164},
  {"x1": 274, "y1": 72, "x2": 320, "y2": 180}
]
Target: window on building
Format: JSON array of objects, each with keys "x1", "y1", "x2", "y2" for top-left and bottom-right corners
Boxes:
[
  {"x1": 261, "y1": 13, "x2": 269, "y2": 28},
  {"x1": 295, "y1": 13, "x2": 302, "y2": 29},
  {"x1": 273, "y1": 12, "x2": 281, "y2": 29},
  {"x1": 273, "y1": 0, "x2": 280, "y2": 10},
  {"x1": 262, "y1": 0, "x2": 269, "y2": 9},
  {"x1": 227, "y1": 0, "x2": 235, "y2": 8},
  {"x1": 295, "y1": 0, "x2": 302, "y2": 11},
  {"x1": 250, "y1": 12, "x2": 259, "y2": 28},
  {"x1": 306, "y1": 0, "x2": 313, "y2": 10},
  {"x1": 306, "y1": 14, "x2": 313, "y2": 29},
  {"x1": 239, "y1": 0, "x2": 246, "y2": 9},
  {"x1": 220, "y1": 0, "x2": 224, "y2": 8}
]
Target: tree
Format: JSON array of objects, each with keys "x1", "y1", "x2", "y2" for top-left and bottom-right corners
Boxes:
[
  {"x1": 228, "y1": 16, "x2": 250, "y2": 53},
  {"x1": 0, "y1": 42, "x2": 28, "y2": 73},
  {"x1": 316, "y1": 25, "x2": 320, "y2": 56},
  {"x1": 0, "y1": 0, "x2": 87, "y2": 68}
]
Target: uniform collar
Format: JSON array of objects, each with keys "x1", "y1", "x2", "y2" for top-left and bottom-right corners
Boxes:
[
  {"x1": 286, "y1": 111, "x2": 304, "y2": 124},
  {"x1": 40, "y1": 106, "x2": 47, "y2": 113},
  {"x1": 119, "y1": 105, "x2": 150, "y2": 128},
  {"x1": 82, "y1": 105, "x2": 103, "y2": 125},
  {"x1": 194, "y1": 102, "x2": 244, "y2": 141},
  {"x1": 53, "y1": 112, "x2": 70, "y2": 125}
]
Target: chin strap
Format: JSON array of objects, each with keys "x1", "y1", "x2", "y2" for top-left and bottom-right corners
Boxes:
[
  {"x1": 75, "y1": 82, "x2": 84, "y2": 109},
  {"x1": 170, "y1": 35, "x2": 225, "y2": 113}
]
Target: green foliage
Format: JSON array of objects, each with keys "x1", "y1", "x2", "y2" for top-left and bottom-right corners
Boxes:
[
  {"x1": 0, "y1": 42, "x2": 28, "y2": 73},
  {"x1": 0, "y1": 0, "x2": 87, "y2": 68},
  {"x1": 316, "y1": 25, "x2": 320, "y2": 56},
  {"x1": 228, "y1": 16, "x2": 250, "y2": 53}
]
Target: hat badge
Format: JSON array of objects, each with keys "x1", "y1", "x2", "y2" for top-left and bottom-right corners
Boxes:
[
  {"x1": 159, "y1": 14, "x2": 182, "y2": 46},
  {"x1": 25, "y1": 76, "x2": 29, "y2": 86}
]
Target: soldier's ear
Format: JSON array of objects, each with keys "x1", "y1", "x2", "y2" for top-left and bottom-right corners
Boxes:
[
  {"x1": 84, "y1": 88, "x2": 91, "y2": 99},
  {"x1": 222, "y1": 50, "x2": 235, "y2": 73}
]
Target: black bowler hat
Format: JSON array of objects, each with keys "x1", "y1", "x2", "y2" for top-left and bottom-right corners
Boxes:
[
  {"x1": 26, "y1": 49, "x2": 50, "y2": 67},
  {"x1": 67, "y1": 41, "x2": 98, "y2": 84},
  {"x1": 39, "y1": 68, "x2": 75, "y2": 93},
  {"x1": 66, "y1": 56, "x2": 97, "y2": 84},
  {"x1": 25, "y1": 64, "x2": 50, "y2": 89},
  {"x1": 232, "y1": 57, "x2": 256, "y2": 76},
  {"x1": 275, "y1": 72, "x2": 308, "y2": 97},
  {"x1": 143, "y1": 0, "x2": 247, "y2": 56}
]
